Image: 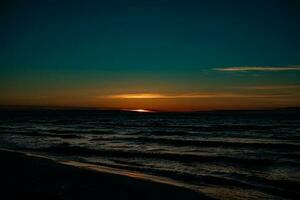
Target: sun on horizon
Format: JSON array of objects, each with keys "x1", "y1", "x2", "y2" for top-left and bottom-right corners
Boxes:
[{"x1": 125, "y1": 109, "x2": 155, "y2": 113}]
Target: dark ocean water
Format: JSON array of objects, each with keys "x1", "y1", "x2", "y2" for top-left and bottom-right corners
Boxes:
[{"x1": 0, "y1": 110, "x2": 299, "y2": 200}]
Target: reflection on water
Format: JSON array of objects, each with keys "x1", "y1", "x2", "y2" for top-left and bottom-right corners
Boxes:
[{"x1": 0, "y1": 110, "x2": 299, "y2": 200}]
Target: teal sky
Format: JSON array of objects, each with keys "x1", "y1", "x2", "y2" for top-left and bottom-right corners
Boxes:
[{"x1": 1, "y1": 0, "x2": 300, "y2": 111}]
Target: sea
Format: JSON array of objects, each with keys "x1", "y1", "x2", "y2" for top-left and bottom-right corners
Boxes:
[{"x1": 0, "y1": 109, "x2": 299, "y2": 200}]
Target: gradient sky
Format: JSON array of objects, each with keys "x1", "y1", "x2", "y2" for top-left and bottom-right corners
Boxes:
[{"x1": 1, "y1": 0, "x2": 300, "y2": 111}]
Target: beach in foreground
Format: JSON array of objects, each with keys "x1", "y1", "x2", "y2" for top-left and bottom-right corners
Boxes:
[{"x1": 0, "y1": 149, "x2": 212, "y2": 200}]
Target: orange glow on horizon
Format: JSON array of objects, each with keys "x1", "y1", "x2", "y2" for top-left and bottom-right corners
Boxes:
[
  {"x1": 106, "y1": 92, "x2": 289, "y2": 99},
  {"x1": 108, "y1": 93, "x2": 165, "y2": 99},
  {"x1": 2, "y1": 91, "x2": 300, "y2": 112}
]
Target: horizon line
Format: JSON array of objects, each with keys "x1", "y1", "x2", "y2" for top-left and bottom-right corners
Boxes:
[{"x1": 1, "y1": 105, "x2": 299, "y2": 113}]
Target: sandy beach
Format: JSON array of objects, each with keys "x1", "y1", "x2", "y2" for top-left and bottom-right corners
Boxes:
[{"x1": 0, "y1": 149, "x2": 212, "y2": 200}]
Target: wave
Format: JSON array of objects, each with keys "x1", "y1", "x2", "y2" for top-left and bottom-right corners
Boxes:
[
  {"x1": 1, "y1": 131, "x2": 82, "y2": 139},
  {"x1": 1, "y1": 128, "x2": 118, "y2": 138},
  {"x1": 89, "y1": 135, "x2": 300, "y2": 152},
  {"x1": 47, "y1": 129, "x2": 116, "y2": 135},
  {"x1": 134, "y1": 130, "x2": 197, "y2": 136},
  {"x1": 104, "y1": 123, "x2": 291, "y2": 131},
  {"x1": 131, "y1": 137, "x2": 300, "y2": 150},
  {"x1": 85, "y1": 160, "x2": 300, "y2": 199},
  {"x1": 16, "y1": 144, "x2": 300, "y2": 167}
]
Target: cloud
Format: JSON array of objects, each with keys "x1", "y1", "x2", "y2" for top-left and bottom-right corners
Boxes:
[
  {"x1": 104, "y1": 93, "x2": 288, "y2": 99},
  {"x1": 214, "y1": 66, "x2": 300, "y2": 72},
  {"x1": 108, "y1": 93, "x2": 166, "y2": 99},
  {"x1": 245, "y1": 85, "x2": 300, "y2": 90}
]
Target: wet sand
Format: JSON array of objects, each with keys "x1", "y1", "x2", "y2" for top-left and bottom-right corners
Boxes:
[{"x1": 0, "y1": 149, "x2": 212, "y2": 200}]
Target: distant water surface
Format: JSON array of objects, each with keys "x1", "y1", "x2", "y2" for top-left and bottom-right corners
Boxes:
[{"x1": 0, "y1": 110, "x2": 299, "y2": 200}]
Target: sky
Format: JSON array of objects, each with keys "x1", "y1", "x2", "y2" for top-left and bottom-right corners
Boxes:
[{"x1": 1, "y1": 0, "x2": 300, "y2": 111}]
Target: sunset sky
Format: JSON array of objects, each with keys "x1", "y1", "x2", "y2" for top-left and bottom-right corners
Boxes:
[{"x1": 1, "y1": 0, "x2": 300, "y2": 111}]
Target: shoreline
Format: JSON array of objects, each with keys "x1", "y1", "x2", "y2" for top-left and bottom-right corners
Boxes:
[{"x1": 0, "y1": 149, "x2": 212, "y2": 200}]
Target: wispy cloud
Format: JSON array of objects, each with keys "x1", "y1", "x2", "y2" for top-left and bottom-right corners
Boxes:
[
  {"x1": 245, "y1": 85, "x2": 300, "y2": 90},
  {"x1": 104, "y1": 93, "x2": 288, "y2": 99},
  {"x1": 108, "y1": 93, "x2": 166, "y2": 99},
  {"x1": 214, "y1": 66, "x2": 300, "y2": 72}
]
